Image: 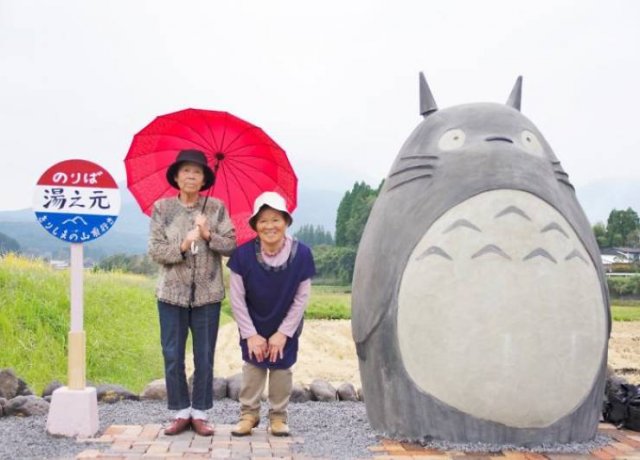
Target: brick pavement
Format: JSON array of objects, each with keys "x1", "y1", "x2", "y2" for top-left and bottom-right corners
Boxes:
[
  {"x1": 74, "y1": 423, "x2": 640, "y2": 460},
  {"x1": 367, "y1": 424, "x2": 640, "y2": 460},
  {"x1": 75, "y1": 424, "x2": 307, "y2": 459}
]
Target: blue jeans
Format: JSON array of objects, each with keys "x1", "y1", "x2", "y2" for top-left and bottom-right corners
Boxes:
[{"x1": 158, "y1": 301, "x2": 221, "y2": 411}]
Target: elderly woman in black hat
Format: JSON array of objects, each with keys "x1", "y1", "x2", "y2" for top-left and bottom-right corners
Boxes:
[
  {"x1": 148, "y1": 149, "x2": 236, "y2": 436},
  {"x1": 227, "y1": 191, "x2": 316, "y2": 437}
]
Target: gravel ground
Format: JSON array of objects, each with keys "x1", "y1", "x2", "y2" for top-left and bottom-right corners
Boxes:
[
  {"x1": 0, "y1": 399, "x2": 377, "y2": 460},
  {"x1": 0, "y1": 399, "x2": 613, "y2": 460}
]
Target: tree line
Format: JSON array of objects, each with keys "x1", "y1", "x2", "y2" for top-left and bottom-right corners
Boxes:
[
  {"x1": 592, "y1": 208, "x2": 640, "y2": 248},
  {"x1": 0, "y1": 232, "x2": 20, "y2": 255},
  {"x1": 295, "y1": 181, "x2": 382, "y2": 284}
]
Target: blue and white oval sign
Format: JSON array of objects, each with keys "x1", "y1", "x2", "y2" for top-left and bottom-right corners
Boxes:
[{"x1": 33, "y1": 159, "x2": 121, "y2": 243}]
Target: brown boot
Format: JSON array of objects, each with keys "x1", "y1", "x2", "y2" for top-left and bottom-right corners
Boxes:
[
  {"x1": 269, "y1": 414, "x2": 290, "y2": 437},
  {"x1": 231, "y1": 413, "x2": 259, "y2": 437}
]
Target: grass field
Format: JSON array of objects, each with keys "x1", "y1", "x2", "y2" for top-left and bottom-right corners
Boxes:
[
  {"x1": 0, "y1": 254, "x2": 233, "y2": 394},
  {"x1": 611, "y1": 304, "x2": 640, "y2": 321},
  {"x1": 1, "y1": 254, "x2": 638, "y2": 394}
]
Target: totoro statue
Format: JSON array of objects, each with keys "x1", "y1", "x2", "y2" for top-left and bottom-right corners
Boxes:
[{"x1": 351, "y1": 73, "x2": 610, "y2": 445}]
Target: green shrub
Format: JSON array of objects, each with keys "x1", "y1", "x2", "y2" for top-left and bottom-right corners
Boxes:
[{"x1": 607, "y1": 275, "x2": 640, "y2": 298}]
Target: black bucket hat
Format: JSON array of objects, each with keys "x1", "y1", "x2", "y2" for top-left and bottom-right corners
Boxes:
[{"x1": 166, "y1": 150, "x2": 215, "y2": 191}]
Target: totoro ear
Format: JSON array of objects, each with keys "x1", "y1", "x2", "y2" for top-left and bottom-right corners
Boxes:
[
  {"x1": 506, "y1": 76, "x2": 523, "y2": 111},
  {"x1": 419, "y1": 72, "x2": 438, "y2": 117}
]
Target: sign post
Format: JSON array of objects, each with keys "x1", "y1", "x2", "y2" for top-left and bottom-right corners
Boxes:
[{"x1": 33, "y1": 159, "x2": 120, "y2": 437}]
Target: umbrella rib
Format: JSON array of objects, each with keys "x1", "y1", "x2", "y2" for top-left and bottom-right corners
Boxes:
[
  {"x1": 218, "y1": 112, "x2": 228, "y2": 153},
  {"x1": 223, "y1": 125, "x2": 259, "y2": 150},
  {"x1": 193, "y1": 109, "x2": 222, "y2": 152},
  {"x1": 224, "y1": 126, "x2": 281, "y2": 152},
  {"x1": 165, "y1": 111, "x2": 218, "y2": 152},
  {"x1": 219, "y1": 158, "x2": 263, "y2": 213},
  {"x1": 224, "y1": 147, "x2": 296, "y2": 176},
  {"x1": 228, "y1": 156, "x2": 296, "y2": 181},
  {"x1": 222, "y1": 158, "x2": 295, "y2": 198},
  {"x1": 135, "y1": 132, "x2": 213, "y2": 155},
  {"x1": 224, "y1": 141, "x2": 283, "y2": 156}
]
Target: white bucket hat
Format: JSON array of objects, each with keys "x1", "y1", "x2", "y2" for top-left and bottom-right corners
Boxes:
[{"x1": 249, "y1": 191, "x2": 293, "y2": 230}]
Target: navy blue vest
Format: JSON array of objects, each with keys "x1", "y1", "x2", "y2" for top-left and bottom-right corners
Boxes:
[{"x1": 227, "y1": 238, "x2": 316, "y2": 369}]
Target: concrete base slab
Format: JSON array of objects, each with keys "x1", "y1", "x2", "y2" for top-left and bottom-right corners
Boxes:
[{"x1": 46, "y1": 386, "x2": 99, "y2": 437}]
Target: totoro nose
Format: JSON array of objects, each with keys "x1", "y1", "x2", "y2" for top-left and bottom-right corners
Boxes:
[{"x1": 485, "y1": 136, "x2": 513, "y2": 143}]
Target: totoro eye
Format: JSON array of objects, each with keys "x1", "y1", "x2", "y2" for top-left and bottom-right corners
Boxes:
[
  {"x1": 520, "y1": 130, "x2": 544, "y2": 157},
  {"x1": 438, "y1": 129, "x2": 466, "y2": 151}
]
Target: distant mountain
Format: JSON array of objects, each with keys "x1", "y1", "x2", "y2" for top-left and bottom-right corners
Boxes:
[{"x1": 0, "y1": 183, "x2": 150, "y2": 261}]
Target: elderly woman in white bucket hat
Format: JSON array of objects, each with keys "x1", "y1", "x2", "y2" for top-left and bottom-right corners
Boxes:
[{"x1": 227, "y1": 191, "x2": 316, "y2": 437}]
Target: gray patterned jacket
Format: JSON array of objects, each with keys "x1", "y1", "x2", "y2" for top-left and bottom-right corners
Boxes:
[{"x1": 148, "y1": 196, "x2": 236, "y2": 307}]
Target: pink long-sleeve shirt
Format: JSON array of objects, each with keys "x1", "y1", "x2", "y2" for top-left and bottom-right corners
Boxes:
[{"x1": 229, "y1": 235, "x2": 312, "y2": 339}]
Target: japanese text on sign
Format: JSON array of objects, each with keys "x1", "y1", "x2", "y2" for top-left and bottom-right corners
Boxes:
[{"x1": 42, "y1": 188, "x2": 111, "y2": 211}]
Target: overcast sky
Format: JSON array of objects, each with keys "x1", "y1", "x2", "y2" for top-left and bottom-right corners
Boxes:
[{"x1": 1, "y1": 0, "x2": 638, "y2": 211}]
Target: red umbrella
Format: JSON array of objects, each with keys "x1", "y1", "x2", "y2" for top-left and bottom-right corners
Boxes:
[{"x1": 125, "y1": 108, "x2": 297, "y2": 244}]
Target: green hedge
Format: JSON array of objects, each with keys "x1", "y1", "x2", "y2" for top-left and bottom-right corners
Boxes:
[{"x1": 607, "y1": 275, "x2": 640, "y2": 298}]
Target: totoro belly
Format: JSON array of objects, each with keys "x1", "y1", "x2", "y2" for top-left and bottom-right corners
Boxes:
[{"x1": 397, "y1": 189, "x2": 607, "y2": 428}]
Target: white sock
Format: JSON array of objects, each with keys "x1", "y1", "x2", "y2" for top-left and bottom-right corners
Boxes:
[
  {"x1": 191, "y1": 409, "x2": 207, "y2": 420},
  {"x1": 175, "y1": 407, "x2": 191, "y2": 419}
]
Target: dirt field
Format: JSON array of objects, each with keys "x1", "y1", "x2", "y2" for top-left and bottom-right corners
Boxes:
[
  {"x1": 213, "y1": 319, "x2": 361, "y2": 388},
  {"x1": 211, "y1": 319, "x2": 640, "y2": 387},
  {"x1": 608, "y1": 321, "x2": 640, "y2": 384}
]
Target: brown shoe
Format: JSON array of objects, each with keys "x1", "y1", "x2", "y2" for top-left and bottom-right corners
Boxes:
[
  {"x1": 231, "y1": 414, "x2": 259, "y2": 437},
  {"x1": 269, "y1": 416, "x2": 290, "y2": 437},
  {"x1": 164, "y1": 417, "x2": 191, "y2": 435},
  {"x1": 191, "y1": 418, "x2": 215, "y2": 436}
]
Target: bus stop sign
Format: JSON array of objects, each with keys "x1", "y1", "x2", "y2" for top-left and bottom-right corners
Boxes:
[{"x1": 33, "y1": 159, "x2": 120, "y2": 242}]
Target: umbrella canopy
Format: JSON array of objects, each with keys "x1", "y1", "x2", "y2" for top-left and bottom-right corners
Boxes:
[{"x1": 125, "y1": 109, "x2": 297, "y2": 244}]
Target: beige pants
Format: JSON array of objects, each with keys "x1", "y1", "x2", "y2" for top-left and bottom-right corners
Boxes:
[{"x1": 239, "y1": 362, "x2": 292, "y2": 419}]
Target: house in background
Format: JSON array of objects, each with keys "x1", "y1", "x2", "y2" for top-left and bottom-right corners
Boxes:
[{"x1": 600, "y1": 247, "x2": 640, "y2": 273}]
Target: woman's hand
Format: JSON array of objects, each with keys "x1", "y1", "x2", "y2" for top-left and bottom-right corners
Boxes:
[
  {"x1": 247, "y1": 334, "x2": 268, "y2": 362},
  {"x1": 180, "y1": 228, "x2": 201, "y2": 253},
  {"x1": 194, "y1": 213, "x2": 211, "y2": 241},
  {"x1": 267, "y1": 331, "x2": 288, "y2": 363}
]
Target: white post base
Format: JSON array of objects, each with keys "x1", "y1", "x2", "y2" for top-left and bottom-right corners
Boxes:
[{"x1": 46, "y1": 386, "x2": 99, "y2": 437}]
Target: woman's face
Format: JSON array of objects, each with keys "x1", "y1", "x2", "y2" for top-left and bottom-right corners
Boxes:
[
  {"x1": 174, "y1": 162, "x2": 205, "y2": 194},
  {"x1": 255, "y1": 208, "x2": 288, "y2": 246}
]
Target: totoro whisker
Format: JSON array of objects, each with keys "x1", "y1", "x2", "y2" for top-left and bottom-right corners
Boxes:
[
  {"x1": 523, "y1": 248, "x2": 557, "y2": 263},
  {"x1": 400, "y1": 154, "x2": 439, "y2": 161},
  {"x1": 389, "y1": 164, "x2": 435, "y2": 178},
  {"x1": 387, "y1": 173, "x2": 433, "y2": 191},
  {"x1": 416, "y1": 246, "x2": 452, "y2": 261},
  {"x1": 541, "y1": 222, "x2": 569, "y2": 238},
  {"x1": 472, "y1": 244, "x2": 511, "y2": 260},
  {"x1": 556, "y1": 177, "x2": 575, "y2": 189}
]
